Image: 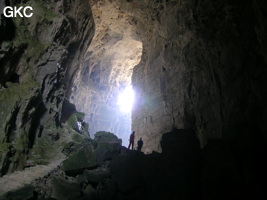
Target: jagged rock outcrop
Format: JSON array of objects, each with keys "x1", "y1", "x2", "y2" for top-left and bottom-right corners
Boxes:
[
  {"x1": 93, "y1": 131, "x2": 122, "y2": 163},
  {"x1": 0, "y1": 0, "x2": 94, "y2": 175}
]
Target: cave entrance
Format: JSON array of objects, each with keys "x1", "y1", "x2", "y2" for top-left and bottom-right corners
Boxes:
[
  {"x1": 70, "y1": 1, "x2": 142, "y2": 146},
  {"x1": 117, "y1": 85, "x2": 135, "y2": 113}
]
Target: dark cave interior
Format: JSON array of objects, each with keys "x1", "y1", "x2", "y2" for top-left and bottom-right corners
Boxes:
[{"x1": 0, "y1": 0, "x2": 267, "y2": 199}]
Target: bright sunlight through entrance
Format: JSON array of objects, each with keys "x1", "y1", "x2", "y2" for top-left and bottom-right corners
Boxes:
[{"x1": 117, "y1": 86, "x2": 135, "y2": 113}]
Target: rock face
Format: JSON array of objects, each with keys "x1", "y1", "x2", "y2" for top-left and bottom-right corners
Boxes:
[
  {"x1": 68, "y1": 0, "x2": 267, "y2": 153},
  {"x1": 110, "y1": 128, "x2": 201, "y2": 200},
  {"x1": 30, "y1": 132, "x2": 122, "y2": 200},
  {"x1": 1, "y1": 0, "x2": 267, "y2": 199},
  {"x1": 0, "y1": 0, "x2": 94, "y2": 175},
  {"x1": 123, "y1": 0, "x2": 267, "y2": 153},
  {"x1": 93, "y1": 131, "x2": 122, "y2": 163},
  {"x1": 61, "y1": 141, "x2": 97, "y2": 176},
  {"x1": 70, "y1": 0, "x2": 142, "y2": 145}
]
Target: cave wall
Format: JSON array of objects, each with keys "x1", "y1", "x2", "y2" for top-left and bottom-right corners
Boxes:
[
  {"x1": 1, "y1": 0, "x2": 266, "y2": 170},
  {"x1": 0, "y1": 0, "x2": 94, "y2": 175},
  {"x1": 119, "y1": 0, "x2": 267, "y2": 153},
  {"x1": 70, "y1": 0, "x2": 142, "y2": 145}
]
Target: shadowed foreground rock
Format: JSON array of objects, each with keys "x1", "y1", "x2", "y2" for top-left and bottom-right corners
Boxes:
[
  {"x1": 201, "y1": 126, "x2": 267, "y2": 200},
  {"x1": 1, "y1": 130, "x2": 201, "y2": 200},
  {"x1": 1, "y1": 129, "x2": 267, "y2": 199},
  {"x1": 110, "y1": 128, "x2": 201, "y2": 200},
  {"x1": 61, "y1": 143, "x2": 97, "y2": 176}
]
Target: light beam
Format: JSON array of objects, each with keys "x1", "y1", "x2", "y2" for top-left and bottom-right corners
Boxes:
[{"x1": 117, "y1": 86, "x2": 135, "y2": 113}]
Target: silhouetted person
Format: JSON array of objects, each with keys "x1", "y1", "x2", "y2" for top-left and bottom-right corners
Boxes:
[
  {"x1": 137, "y1": 138, "x2": 143, "y2": 152},
  {"x1": 128, "y1": 131, "x2": 135, "y2": 150}
]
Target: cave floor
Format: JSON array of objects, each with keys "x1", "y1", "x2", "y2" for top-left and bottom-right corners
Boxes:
[{"x1": 0, "y1": 158, "x2": 64, "y2": 195}]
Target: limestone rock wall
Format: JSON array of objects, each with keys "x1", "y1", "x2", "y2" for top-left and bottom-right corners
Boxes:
[
  {"x1": 70, "y1": 0, "x2": 142, "y2": 145},
  {"x1": 124, "y1": 0, "x2": 267, "y2": 153},
  {"x1": 0, "y1": 0, "x2": 94, "y2": 175}
]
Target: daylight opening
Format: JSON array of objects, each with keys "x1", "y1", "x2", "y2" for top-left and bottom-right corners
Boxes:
[
  {"x1": 117, "y1": 86, "x2": 135, "y2": 113},
  {"x1": 70, "y1": 0, "x2": 143, "y2": 146}
]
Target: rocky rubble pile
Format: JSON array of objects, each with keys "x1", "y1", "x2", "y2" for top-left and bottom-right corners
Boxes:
[
  {"x1": 1, "y1": 129, "x2": 201, "y2": 200},
  {"x1": 32, "y1": 131, "x2": 122, "y2": 200},
  {"x1": 2, "y1": 128, "x2": 267, "y2": 200}
]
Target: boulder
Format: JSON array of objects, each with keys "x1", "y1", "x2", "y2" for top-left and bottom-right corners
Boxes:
[
  {"x1": 93, "y1": 131, "x2": 122, "y2": 163},
  {"x1": 93, "y1": 131, "x2": 122, "y2": 144},
  {"x1": 51, "y1": 177, "x2": 81, "y2": 200},
  {"x1": 82, "y1": 184, "x2": 96, "y2": 199},
  {"x1": 83, "y1": 167, "x2": 110, "y2": 183},
  {"x1": 62, "y1": 145, "x2": 97, "y2": 176},
  {"x1": 95, "y1": 143, "x2": 121, "y2": 163},
  {"x1": 0, "y1": 185, "x2": 35, "y2": 200},
  {"x1": 110, "y1": 154, "x2": 143, "y2": 194}
]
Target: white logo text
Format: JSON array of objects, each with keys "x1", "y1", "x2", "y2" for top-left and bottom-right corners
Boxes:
[{"x1": 3, "y1": 6, "x2": 33, "y2": 18}]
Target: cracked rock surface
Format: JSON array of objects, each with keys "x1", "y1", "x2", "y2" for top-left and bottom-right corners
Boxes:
[{"x1": 0, "y1": 0, "x2": 94, "y2": 175}]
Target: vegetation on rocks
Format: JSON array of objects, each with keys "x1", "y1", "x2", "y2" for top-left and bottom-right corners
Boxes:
[
  {"x1": 94, "y1": 131, "x2": 122, "y2": 144},
  {"x1": 61, "y1": 143, "x2": 97, "y2": 176},
  {"x1": 28, "y1": 138, "x2": 58, "y2": 165},
  {"x1": 67, "y1": 112, "x2": 85, "y2": 130},
  {"x1": 0, "y1": 0, "x2": 95, "y2": 177},
  {"x1": 0, "y1": 80, "x2": 39, "y2": 173},
  {"x1": 30, "y1": 0, "x2": 58, "y2": 21}
]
